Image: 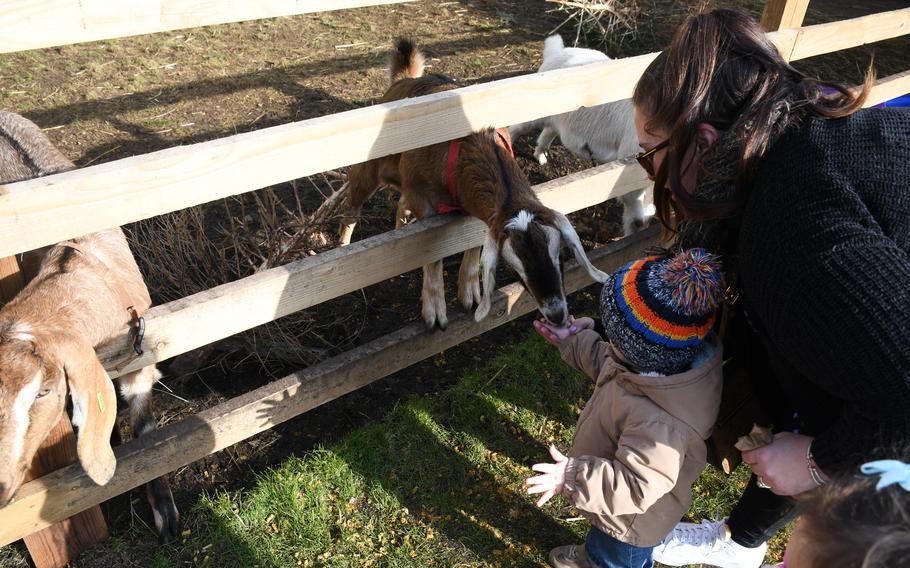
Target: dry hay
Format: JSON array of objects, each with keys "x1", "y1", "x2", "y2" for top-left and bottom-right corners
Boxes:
[
  {"x1": 127, "y1": 172, "x2": 359, "y2": 379},
  {"x1": 547, "y1": 0, "x2": 641, "y2": 47}
]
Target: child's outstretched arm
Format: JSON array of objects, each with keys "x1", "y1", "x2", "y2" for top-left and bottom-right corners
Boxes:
[
  {"x1": 526, "y1": 423, "x2": 687, "y2": 516},
  {"x1": 525, "y1": 445, "x2": 568, "y2": 506},
  {"x1": 533, "y1": 317, "x2": 611, "y2": 380},
  {"x1": 532, "y1": 316, "x2": 595, "y2": 346}
]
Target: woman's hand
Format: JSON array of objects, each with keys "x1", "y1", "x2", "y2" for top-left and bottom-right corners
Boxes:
[
  {"x1": 526, "y1": 445, "x2": 569, "y2": 506},
  {"x1": 532, "y1": 316, "x2": 595, "y2": 346},
  {"x1": 741, "y1": 432, "x2": 824, "y2": 495}
]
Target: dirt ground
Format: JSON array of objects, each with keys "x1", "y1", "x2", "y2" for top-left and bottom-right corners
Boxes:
[{"x1": 0, "y1": 0, "x2": 908, "y2": 564}]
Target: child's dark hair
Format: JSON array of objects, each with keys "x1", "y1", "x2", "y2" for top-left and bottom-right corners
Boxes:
[{"x1": 796, "y1": 451, "x2": 910, "y2": 567}]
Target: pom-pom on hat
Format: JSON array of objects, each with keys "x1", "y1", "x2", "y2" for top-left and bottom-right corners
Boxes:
[{"x1": 600, "y1": 248, "x2": 725, "y2": 374}]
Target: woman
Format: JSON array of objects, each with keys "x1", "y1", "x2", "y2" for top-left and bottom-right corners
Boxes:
[{"x1": 627, "y1": 8, "x2": 910, "y2": 568}]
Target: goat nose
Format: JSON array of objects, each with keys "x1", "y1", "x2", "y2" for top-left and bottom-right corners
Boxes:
[{"x1": 543, "y1": 304, "x2": 568, "y2": 328}]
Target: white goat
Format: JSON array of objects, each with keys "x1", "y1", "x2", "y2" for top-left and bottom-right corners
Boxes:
[
  {"x1": 0, "y1": 111, "x2": 179, "y2": 543},
  {"x1": 509, "y1": 35, "x2": 654, "y2": 235}
]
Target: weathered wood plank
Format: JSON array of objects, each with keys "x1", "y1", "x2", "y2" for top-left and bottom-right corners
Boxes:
[
  {"x1": 0, "y1": 53, "x2": 657, "y2": 259},
  {"x1": 97, "y1": 159, "x2": 651, "y2": 378},
  {"x1": 0, "y1": 255, "x2": 24, "y2": 304},
  {"x1": 0, "y1": 226, "x2": 661, "y2": 547},
  {"x1": 788, "y1": 6, "x2": 910, "y2": 61},
  {"x1": 861, "y1": 68, "x2": 910, "y2": 108},
  {"x1": 0, "y1": 0, "x2": 416, "y2": 53},
  {"x1": 761, "y1": 0, "x2": 810, "y2": 32},
  {"x1": 1, "y1": 7, "x2": 908, "y2": 257}
]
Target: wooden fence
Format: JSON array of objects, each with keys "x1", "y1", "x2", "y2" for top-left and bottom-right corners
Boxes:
[
  {"x1": 1, "y1": 0, "x2": 909, "y2": 549},
  {"x1": 0, "y1": 0, "x2": 416, "y2": 53}
]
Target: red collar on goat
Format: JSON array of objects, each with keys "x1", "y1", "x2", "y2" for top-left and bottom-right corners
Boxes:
[{"x1": 439, "y1": 128, "x2": 514, "y2": 215}]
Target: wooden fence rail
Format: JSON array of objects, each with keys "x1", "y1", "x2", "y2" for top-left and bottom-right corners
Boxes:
[
  {"x1": 866, "y1": 68, "x2": 910, "y2": 107},
  {"x1": 1, "y1": 0, "x2": 909, "y2": 553},
  {"x1": 98, "y1": 157, "x2": 649, "y2": 377},
  {"x1": 0, "y1": 225, "x2": 660, "y2": 547},
  {"x1": 1, "y1": 5, "x2": 909, "y2": 259},
  {"x1": 0, "y1": 0, "x2": 416, "y2": 54}
]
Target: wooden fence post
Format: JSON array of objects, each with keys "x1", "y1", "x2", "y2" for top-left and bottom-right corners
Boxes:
[
  {"x1": 0, "y1": 255, "x2": 24, "y2": 303},
  {"x1": 761, "y1": 0, "x2": 810, "y2": 31},
  {"x1": 0, "y1": 255, "x2": 109, "y2": 568}
]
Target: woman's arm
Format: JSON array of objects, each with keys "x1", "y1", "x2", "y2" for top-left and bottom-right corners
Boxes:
[{"x1": 742, "y1": 148, "x2": 910, "y2": 473}]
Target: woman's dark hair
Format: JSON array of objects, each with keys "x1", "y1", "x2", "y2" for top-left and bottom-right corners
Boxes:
[
  {"x1": 797, "y1": 463, "x2": 910, "y2": 567},
  {"x1": 632, "y1": 8, "x2": 873, "y2": 232}
]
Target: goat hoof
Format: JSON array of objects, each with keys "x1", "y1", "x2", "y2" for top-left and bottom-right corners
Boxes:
[
  {"x1": 437, "y1": 318, "x2": 448, "y2": 331},
  {"x1": 536, "y1": 153, "x2": 548, "y2": 165},
  {"x1": 157, "y1": 517, "x2": 181, "y2": 545},
  {"x1": 149, "y1": 478, "x2": 180, "y2": 544}
]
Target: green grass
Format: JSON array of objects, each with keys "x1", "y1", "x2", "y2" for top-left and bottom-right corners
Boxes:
[
  {"x1": 139, "y1": 332, "x2": 788, "y2": 567},
  {"x1": 0, "y1": 331, "x2": 788, "y2": 567}
]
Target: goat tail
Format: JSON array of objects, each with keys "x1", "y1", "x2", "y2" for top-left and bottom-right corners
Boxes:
[
  {"x1": 542, "y1": 34, "x2": 565, "y2": 63},
  {"x1": 390, "y1": 38, "x2": 424, "y2": 84}
]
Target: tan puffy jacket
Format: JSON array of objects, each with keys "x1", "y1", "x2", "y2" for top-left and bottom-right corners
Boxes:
[{"x1": 557, "y1": 329, "x2": 723, "y2": 547}]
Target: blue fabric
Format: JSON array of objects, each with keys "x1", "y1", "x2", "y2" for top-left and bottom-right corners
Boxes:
[
  {"x1": 875, "y1": 94, "x2": 910, "y2": 108},
  {"x1": 585, "y1": 526, "x2": 654, "y2": 568}
]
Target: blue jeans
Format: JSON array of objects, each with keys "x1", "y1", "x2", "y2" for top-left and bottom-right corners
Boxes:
[{"x1": 585, "y1": 526, "x2": 654, "y2": 568}]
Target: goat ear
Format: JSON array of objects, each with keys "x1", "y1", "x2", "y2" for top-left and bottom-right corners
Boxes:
[
  {"x1": 58, "y1": 335, "x2": 117, "y2": 485},
  {"x1": 553, "y1": 212, "x2": 609, "y2": 283},
  {"x1": 474, "y1": 231, "x2": 500, "y2": 322}
]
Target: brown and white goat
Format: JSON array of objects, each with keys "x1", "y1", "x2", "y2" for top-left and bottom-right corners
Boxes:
[
  {"x1": 0, "y1": 111, "x2": 179, "y2": 543},
  {"x1": 338, "y1": 40, "x2": 608, "y2": 329}
]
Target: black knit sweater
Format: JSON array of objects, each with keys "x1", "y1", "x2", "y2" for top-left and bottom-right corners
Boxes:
[{"x1": 738, "y1": 107, "x2": 910, "y2": 472}]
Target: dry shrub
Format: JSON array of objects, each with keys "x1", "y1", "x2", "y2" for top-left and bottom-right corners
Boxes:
[
  {"x1": 126, "y1": 173, "x2": 364, "y2": 378},
  {"x1": 548, "y1": 0, "x2": 641, "y2": 48}
]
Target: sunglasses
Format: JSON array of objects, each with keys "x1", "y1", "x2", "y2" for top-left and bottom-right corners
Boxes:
[{"x1": 635, "y1": 138, "x2": 669, "y2": 178}]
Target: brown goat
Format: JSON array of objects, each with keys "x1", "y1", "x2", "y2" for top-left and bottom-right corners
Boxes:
[
  {"x1": 0, "y1": 111, "x2": 179, "y2": 543},
  {"x1": 338, "y1": 39, "x2": 607, "y2": 329}
]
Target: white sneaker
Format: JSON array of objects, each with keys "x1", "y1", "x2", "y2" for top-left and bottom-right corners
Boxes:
[{"x1": 652, "y1": 518, "x2": 768, "y2": 568}]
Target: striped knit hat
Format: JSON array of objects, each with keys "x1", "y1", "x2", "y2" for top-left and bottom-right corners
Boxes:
[{"x1": 600, "y1": 249, "x2": 725, "y2": 375}]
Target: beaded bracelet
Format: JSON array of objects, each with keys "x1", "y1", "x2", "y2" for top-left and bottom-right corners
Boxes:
[{"x1": 806, "y1": 443, "x2": 827, "y2": 487}]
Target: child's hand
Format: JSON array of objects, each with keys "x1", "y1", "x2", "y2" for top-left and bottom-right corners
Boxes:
[
  {"x1": 532, "y1": 316, "x2": 595, "y2": 346},
  {"x1": 525, "y1": 445, "x2": 569, "y2": 506}
]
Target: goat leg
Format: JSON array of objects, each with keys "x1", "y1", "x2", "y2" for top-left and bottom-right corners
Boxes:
[
  {"x1": 337, "y1": 161, "x2": 383, "y2": 246},
  {"x1": 619, "y1": 189, "x2": 652, "y2": 236},
  {"x1": 534, "y1": 125, "x2": 559, "y2": 165},
  {"x1": 395, "y1": 195, "x2": 412, "y2": 229},
  {"x1": 120, "y1": 366, "x2": 180, "y2": 544},
  {"x1": 457, "y1": 247, "x2": 482, "y2": 311},
  {"x1": 421, "y1": 260, "x2": 447, "y2": 330}
]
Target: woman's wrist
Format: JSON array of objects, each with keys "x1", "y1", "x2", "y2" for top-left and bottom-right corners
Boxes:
[{"x1": 806, "y1": 440, "x2": 828, "y2": 486}]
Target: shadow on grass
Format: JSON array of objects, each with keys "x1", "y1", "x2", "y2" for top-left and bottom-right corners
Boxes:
[
  {"x1": 161, "y1": 333, "x2": 599, "y2": 566},
  {"x1": 330, "y1": 334, "x2": 594, "y2": 562}
]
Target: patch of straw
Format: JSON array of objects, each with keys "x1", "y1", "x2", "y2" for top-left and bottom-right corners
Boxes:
[
  {"x1": 547, "y1": 0, "x2": 640, "y2": 48},
  {"x1": 126, "y1": 172, "x2": 361, "y2": 378}
]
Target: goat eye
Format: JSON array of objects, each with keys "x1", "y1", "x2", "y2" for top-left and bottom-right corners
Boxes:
[{"x1": 35, "y1": 388, "x2": 51, "y2": 400}]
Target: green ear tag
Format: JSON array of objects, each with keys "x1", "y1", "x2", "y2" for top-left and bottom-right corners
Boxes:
[
  {"x1": 97, "y1": 392, "x2": 106, "y2": 413},
  {"x1": 478, "y1": 260, "x2": 484, "y2": 274}
]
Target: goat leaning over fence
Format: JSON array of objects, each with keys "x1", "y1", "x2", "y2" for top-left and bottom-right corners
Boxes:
[
  {"x1": 333, "y1": 39, "x2": 608, "y2": 330},
  {"x1": 509, "y1": 34, "x2": 654, "y2": 235},
  {"x1": 0, "y1": 111, "x2": 180, "y2": 543}
]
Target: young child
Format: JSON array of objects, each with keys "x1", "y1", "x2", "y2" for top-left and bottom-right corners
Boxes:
[
  {"x1": 526, "y1": 248, "x2": 726, "y2": 568},
  {"x1": 763, "y1": 454, "x2": 910, "y2": 568}
]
